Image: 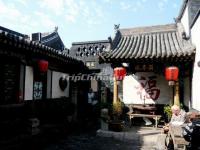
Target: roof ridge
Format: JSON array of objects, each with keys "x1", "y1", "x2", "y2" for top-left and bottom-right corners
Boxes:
[
  {"x1": 72, "y1": 40, "x2": 109, "y2": 45},
  {"x1": 122, "y1": 30, "x2": 177, "y2": 36},
  {"x1": 120, "y1": 24, "x2": 177, "y2": 36}
]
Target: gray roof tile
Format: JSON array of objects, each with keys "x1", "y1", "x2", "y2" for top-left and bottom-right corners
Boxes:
[
  {"x1": 100, "y1": 24, "x2": 195, "y2": 62},
  {"x1": 0, "y1": 29, "x2": 83, "y2": 65}
]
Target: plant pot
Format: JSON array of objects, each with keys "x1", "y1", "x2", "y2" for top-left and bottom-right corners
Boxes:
[{"x1": 108, "y1": 120, "x2": 124, "y2": 132}]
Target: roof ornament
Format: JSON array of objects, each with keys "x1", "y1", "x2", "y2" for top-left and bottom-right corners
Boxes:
[
  {"x1": 108, "y1": 36, "x2": 112, "y2": 43},
  {"x1": 114, "y1": 24, "x2": 120, "y2": 33},
  {"x1": 182, "y1": 31, "x2": 189, "y2": 40},
  {"x1": 54, "y1": 26, "x2": 58, "y2": 32}
]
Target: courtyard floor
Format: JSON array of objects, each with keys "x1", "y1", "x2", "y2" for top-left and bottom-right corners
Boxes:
[{"x1": 42, "y1": 126, "x2": 165, "y2": 150}]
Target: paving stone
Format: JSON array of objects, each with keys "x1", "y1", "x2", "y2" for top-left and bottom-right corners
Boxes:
[{"x1": 43, "y1": 126, "x2": 163, "y2": 150}]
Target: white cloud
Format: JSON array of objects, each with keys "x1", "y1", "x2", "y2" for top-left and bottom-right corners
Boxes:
[
  {"x1": 132, "y1": 7, "x2": 138, "y2": 12},
  {"x1": 92, "y1": 4, "x2": 104, "y2": 18},
  {"x1": 16, "y1": 0, "x2": 28, "y2": 6},
  {"x1": 64, "y1": 0, "x2": 80, "y2": 23},
  {"x1": 65, "y1": 14, "x2": 76, "y2": 23},
  {"x1": 119, "y1": 0, "x2": 143, "y2": 12},
  {"x1": 173, "y1": 3, "x2": 178, "y2": 9},
  {"x1": 157, "y1": 0, "x2": 169, "y2": 11},
  {"x1": 82, "y1": 6, "x2": 90, "y2": 18},
  {"x1": 136, "y1": 1, "x2": 142, "y2": 7},
  {"x1": 87, "y1": 19, "x2": 99, "y2": 25},
  {"x1": 158, "y1": 2, "x2": 165, "y2": 11},
  {"x1": 39, "y1": 0, "x2": 64, "y2": 15},
  {"x1": 0, "y1": 0, "x2": 56, "y2": 34},
  {"x1": 120, "y1": 2, "x2": 131, "y2": 10},
  {"x1": 103, "y1": 0, "x2": 111, "y2": 2},
  {"x1": 0, "y1": 0, "x2": 40, "y2": 34},
  {"x1": 35, "y1": 12, "x2": 56, "y2": 29},
  {"x1": 64, "y1": 0, "x2": 104, "y2": 26},
  {"x1": 0, "y1": 0, "x2": 22, "y2": 21}
]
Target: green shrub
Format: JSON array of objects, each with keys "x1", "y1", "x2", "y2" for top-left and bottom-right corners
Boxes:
[{"x1": 164, "y1": 104, "x2": 172, "y2": 119}]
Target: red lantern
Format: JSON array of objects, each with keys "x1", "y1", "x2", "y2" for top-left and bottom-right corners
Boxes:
[
  {"x1": 38, "y1": 60, "x2": 48, "y2": 73},
  {"x1": 114, "y1": 67, "x2": 126, "y2": 80},
  {"x1": 165, "y1": 66, "x2": 179, "y2": 85}
]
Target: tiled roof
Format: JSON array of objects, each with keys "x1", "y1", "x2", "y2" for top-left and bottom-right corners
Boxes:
[
  {"x1": 41, "y1": 31, "x2": 65, "y2": 50},
  {"x1": 0, "y1": 29, "x2": 83, "y2": 65},
  {"x1": 100, "y1": 24, "x2": 195, "y2": 62}
]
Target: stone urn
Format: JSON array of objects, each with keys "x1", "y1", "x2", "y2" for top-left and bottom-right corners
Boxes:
[{"x1": 100, "y1": 108, "x2": 109, "y2": 131}]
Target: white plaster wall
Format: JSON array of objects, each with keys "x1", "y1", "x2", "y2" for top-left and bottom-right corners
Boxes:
[
  {"x1": 191, "y1": 15, "x2": 200, "y2": 111},
  {"x1": 52, "y1": 71, "x2": 69, "y2": 98},
  {"x1": 24, "y1": 66, "x2": 33, "y2": 100},
  {"x1": 181, "y1": 5, "x2": 190, "y2": 36},
  {"x1": 123, "y1": 72, "x2": 173, "y2": 104}
]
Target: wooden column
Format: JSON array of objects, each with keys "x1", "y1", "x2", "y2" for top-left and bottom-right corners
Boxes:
[
  {"x1": 113, "y1": 77, "x2": 118, "y2": 104},
  {"x1": 174, "y1": 81, "x2": 180, "y2": 106}
]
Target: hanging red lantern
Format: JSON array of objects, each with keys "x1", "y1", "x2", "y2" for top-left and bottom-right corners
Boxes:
[
  {"x1": 165, "y1": 66, "x2": 179, "y2": 85},
  {"x1": 38, "y1": 60, "x2": 48, "y2": 73},
  {"x1": 114, "y1": 67, "x2": 126, "y2": 80}
]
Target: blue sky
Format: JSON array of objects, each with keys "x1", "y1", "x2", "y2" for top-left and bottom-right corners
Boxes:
[{"x1": 0, "y1": 0, "x2": 183, "y2": 48}]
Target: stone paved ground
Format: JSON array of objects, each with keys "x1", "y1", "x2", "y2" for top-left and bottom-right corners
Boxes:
[
  {"x1": 0, "y1": 118, "x2": 165, "y2": 150},
  {"x1": 15, "y1": 118, "x2": 164, "y2": 150},
  {"x1": 43, "y1": 131, "x2": 139, "y2": 150},
  {"x1": 42, "y1": 126, "x2": 163, "y2": 150}
]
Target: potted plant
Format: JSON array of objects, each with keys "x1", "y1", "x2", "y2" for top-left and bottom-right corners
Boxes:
[
  {"x1": 108, "y1": 101, "x2": 124, "y2": 132},
  {"x1": 164, "y1": 104, "x2": 172, "y2": 123},
  {"x1": 112, "y1": 101, "x2": 123, "y2": 119}
]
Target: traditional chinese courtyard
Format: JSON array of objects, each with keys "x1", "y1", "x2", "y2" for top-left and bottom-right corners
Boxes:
[{"x1": 1, "y1": 0, "x2": 200, "y2": 150}]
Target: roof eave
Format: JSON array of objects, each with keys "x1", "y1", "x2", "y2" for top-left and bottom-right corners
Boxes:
[{"x1": 0, "y1": 30, "x2": 83, "y2": 65}]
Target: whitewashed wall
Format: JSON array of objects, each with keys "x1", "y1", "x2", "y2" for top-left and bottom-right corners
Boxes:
[
  {"x1": 24, "y1": 66, "x2": 34, "y2": 100},
  {"x1": 51, "y1": 71, "x2": 69, "y2": 98},
  {"x1": 181, "y1": 5, "x2": 190, "y2": 36},
  {"x1": 123, "y1": 72, "x2": 173, "y2": 104},
  {"x1": 191, "y1": 15, "x2": 200, "y2": 111}
]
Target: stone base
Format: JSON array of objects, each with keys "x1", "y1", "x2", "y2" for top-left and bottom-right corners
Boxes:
[{"x1": 101, "y1": 120, "x2": 108, "y2": 131}]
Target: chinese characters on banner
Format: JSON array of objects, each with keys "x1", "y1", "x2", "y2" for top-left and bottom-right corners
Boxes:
[
  {"x1": 33, "y1": 81, "x2": 43, "y2": 100},
  {"x1": 135, "y1": 76, "x2": 160, "y2": 101},
  {"x1": 123, "y1": 72, "x2": 172, "y2": 104}
]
